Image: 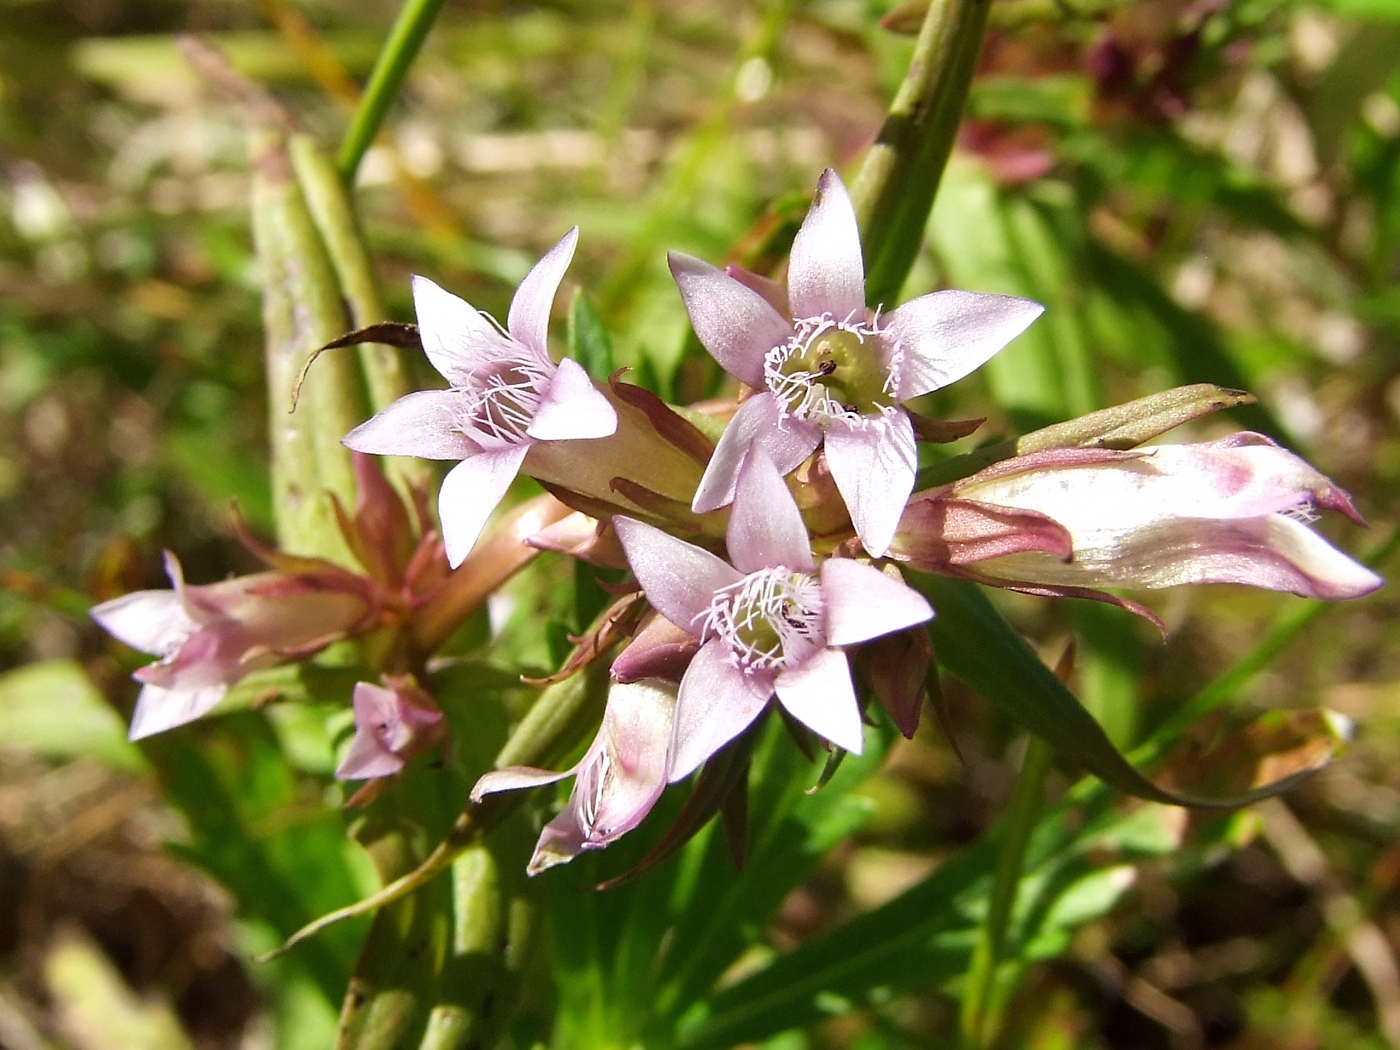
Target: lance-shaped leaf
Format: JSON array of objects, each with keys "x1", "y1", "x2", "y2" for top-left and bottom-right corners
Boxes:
[{"x1": 913, "y1": 574, "x2": 1341, "y2": 808}]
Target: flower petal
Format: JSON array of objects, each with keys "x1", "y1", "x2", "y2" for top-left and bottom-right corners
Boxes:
[
  {"x1": 471, "y1": 764, "x2": 574, "y2": 801},
  {"x1": 774, "y1": 646, "x2": 863, "y2": 755},
  {"x1": 343, "y1": 389, "x2": 478, "y2": 460},
  {"x1": 128, "y1": 682, "x2": 227, "y2": 741},
  {"x1": 692, "y1": 394, "x2": 821, "y2": 513},
  {"x1": 669, "y1": 639, "x2": 771, "y2": 781},
  {"x1": 668, "y1": 252, "x2": 792, "y2": 389},
  {"x1": 820, "y1": 557, "x2": 933, "y2": 646},
  {"x1": 887, "y1": 291, "x2": 1044, "y2": 400},
  {"x1": 90, "y1": 589, "x2": 196, "y2": 657},
  {"x1": 412, "y1": 275, "x2": 516, "y2": 386},
  {"x1": 438, "y1": 445, "x2": 531, "y2": 567},
  {"x1": 824, "y1": 410, "x2": 917, "y2": 557},
  {"x1": 335, "y1": 730, "x2": 405, "y2": 780},
  {"x1": 727, "y1": 447, "x2": 814, "y2": 574},
  {"x1": 613, "y1": 517, "x2": 742, "y2": 633},
  {"x1": 526, "y1": 356, "x2": 618, "y2": 441},
  {"x1": 976, "y1": 515, "x2": 1383, "y2": 600},
  {"x1": 788, "y1": 168, "x2": 866, "y2": 321},
  {"x1": 508, "y1": 227, "x2": 579, "y2": 357}
]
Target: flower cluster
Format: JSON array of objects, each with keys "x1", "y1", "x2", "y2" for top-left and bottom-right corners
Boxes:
[{"x1": 91, "y1": 168, "x2": 1381, "y2": 877}]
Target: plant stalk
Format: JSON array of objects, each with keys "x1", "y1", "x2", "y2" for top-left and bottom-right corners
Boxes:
[{"x1": 338, "y1": 0, "x2": 449, "y2": 182}]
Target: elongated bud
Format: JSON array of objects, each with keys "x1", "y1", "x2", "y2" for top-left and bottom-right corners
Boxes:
[
  {"x1": 901, "y1": 436, "x2": 1382, "y2": 604},
  {"x1": 253, "y1": 130, "x2": 367, "y2": 563}
]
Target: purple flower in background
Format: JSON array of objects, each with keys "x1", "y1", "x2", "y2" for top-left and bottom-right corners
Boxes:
[
  {"x1": 472, "y1": 678, "x2": 677, "y2": 874},
  {"x1": 893, "y1": 434, "x2": 1383, "y2": 601},
  {"x1": 336, "y1": 679, "x2": 445, "y2": 781},
  {"x1": 669, "y1": 168, "x2": 1043, "y2": 557},
  {"x1": 344, "y1": 229, "x2": 617, "y2": 567},
  {"x1": 91, "y1": 552, "x2": 371, "y2": 740},
  {"x1": 613, "y1": 449, "x2": 933, "y2": 781}
]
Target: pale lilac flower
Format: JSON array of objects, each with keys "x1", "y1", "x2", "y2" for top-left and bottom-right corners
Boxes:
[
  {"x1": 344, "y1": 229, "x2": 617, "y2": 567},
  {"x1": 893, "y1": 434, "x2": 1382, "y2": 601},
  {"x1": 336, "y1": 679, "x2": 445, "y2": 780},
  {"x1": 613, "y1": 449, "x2": 934, "y2": 781},
  {"x1": 669, "y1": 168, "x2": 1043, "y2": 557},
  {"x1": 471, "y1": 678, "x2": 677, "y2": 874},
  {"x1": 91, "y1": 552, "x2": 371, "y2": 740}
]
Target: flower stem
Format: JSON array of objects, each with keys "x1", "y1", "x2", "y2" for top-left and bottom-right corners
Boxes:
[
  {"x1": 337, "y1": 0, "x2": 448, "y2": 182},
  {"x1": 958, "y1": 734, "x2": 1055, "y2": 1048},
  {"x1": 849, "y1": 0, "x2": 993, "y2": 306}
]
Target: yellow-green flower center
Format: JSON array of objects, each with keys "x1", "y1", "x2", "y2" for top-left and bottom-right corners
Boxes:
[
  {"x1": 764, "y1": 316, "x2": 898, "y2": 424},
  {"x1": 702, "y1": 567, "x2": 825, "y2": 673}
]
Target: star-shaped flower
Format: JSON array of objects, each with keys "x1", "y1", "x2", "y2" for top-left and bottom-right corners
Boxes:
[
  {"x1": 669, "y1": 168, "x2": 1043, "y2": 557},
  {"x1": 613, "y1": 448, "x2": 934, "y2": 781},
  {"x1": 343, "y1": 229, "x2": 617, "y2": 567}
]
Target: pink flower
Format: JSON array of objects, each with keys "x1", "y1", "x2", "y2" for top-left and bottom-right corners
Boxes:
[
  {"x1": 892, "y1": 434, "x2": 1382, "y2": 601},
  {"x1": 669, "y1": 168, "x2": 1042, "y2": 557},
  {"x1": 336, "y1": 679, "x2": 445, "y2": 780},
  {"x1": 91, "y1": 552, "x2": 372, "y2": 740},
  {"x1": 613, "y1": 449, "x2": 933, "y2": 781},
  {"x1": 343, "y1": 229, "x2": 617, "y2": 567},
  {"x1": 471, "y1": 678, "x2": 677, "y2": 874}
]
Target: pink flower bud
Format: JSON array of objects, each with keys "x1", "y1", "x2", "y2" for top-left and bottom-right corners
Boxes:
[
  {"x1": 336, "y1": 678, "x2": 445, "y2": 780},
  {"x1": 893, "y1": 435, "x2": 1382, "y2": 603}
]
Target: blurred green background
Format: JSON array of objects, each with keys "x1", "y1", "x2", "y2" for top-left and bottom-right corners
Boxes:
[{"x1": 1, "y1": 0, "x2": 1398, "y2": 1047}]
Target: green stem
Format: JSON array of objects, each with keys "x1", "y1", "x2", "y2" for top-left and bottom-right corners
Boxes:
[
  {"x1": 959, "y1": 735, "x2": 1054, "y2": 1048},
  {"x1": 849, "y1": 0, "x2": 993, "y2": 305},
  {"x1": 337, "y1": 0, "x2": 449, "y2": 182}
]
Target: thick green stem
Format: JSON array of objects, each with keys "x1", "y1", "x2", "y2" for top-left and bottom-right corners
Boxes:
[
  {"x1": 252, "y1": 131, "x2": 365, "y2": 564},
  {"x1": 959, "y1": 735, "x2": 1054, "y2": 1047},
  {"x1": 337, "y1": 0, "x2": 449, "y2": 182},
  {"x1": 849, "y1": 0, "x2": 993, "y2": 305},
  {"x1": 290, "y1": 134, "x2": 418, "y2": 413}
]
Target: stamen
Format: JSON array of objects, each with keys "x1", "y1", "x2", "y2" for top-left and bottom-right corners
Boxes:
[
  {"x1": 578, "y1": 747, "x2": 611, "y2": 835},
  {"x1": 762, "y1": 312, "x2": 897, "y2": 427},
  {"x1": 1285, "y1": 500, "x2": 1320, "y2": 524},
  {"x1": 464, "y1": 355, "x2": 550, "y2": 444},
  {"x1": 700, "y1": 567, "x2": 825, "y2": 673}
]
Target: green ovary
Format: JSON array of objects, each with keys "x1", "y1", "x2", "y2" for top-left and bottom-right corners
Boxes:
[{"x1": 775, "y1": 327, "x2": 892, "y2": 417}]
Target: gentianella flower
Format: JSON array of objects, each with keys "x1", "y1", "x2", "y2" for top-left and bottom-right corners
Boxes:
[
  {"x1": 91, "y1": 552, "x2": 373, "y2": 740},
  {"x1": 669, "y1": 168, "x2": 1043, "y2": 557},
  {"x1": 336, "y1": 679, "x2": 445, "y2": 781},
  {"x1": 472, "y1": 678, "x2": 677, "y2": 874},
  {"x1": 891, "y1": 434, "x2": 1383, "y2": 601},
  {"x1": 613, "y1": 448, "x2": 934, "y2": 781},
  {"x1": 343, "y1": 228, "x2": 617, "y2": 567}
]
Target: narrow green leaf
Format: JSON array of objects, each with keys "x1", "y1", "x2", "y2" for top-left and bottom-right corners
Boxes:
[
  {"x1": 914, "y1": 575, "x2": 1334, "y2": 808},
  {"x1": 567, "y1": 289, "x2": 616, "y2": 383},
  {"x1": 338, "y1": 0, "x2": 450, "y2": 181}
]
